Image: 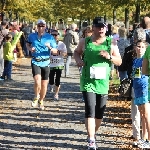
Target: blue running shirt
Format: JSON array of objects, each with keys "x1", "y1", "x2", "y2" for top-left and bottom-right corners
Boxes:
[{"x1": 28, "y1": 32, "x2": 57, "y2": 67}]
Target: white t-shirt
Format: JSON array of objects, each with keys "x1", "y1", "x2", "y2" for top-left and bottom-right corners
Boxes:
[{"x1": 50, "y1": 41, "x2": 67, "y2": 67}]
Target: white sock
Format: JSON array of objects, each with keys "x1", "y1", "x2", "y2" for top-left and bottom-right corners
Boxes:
[{"x1": 89, "y1": 137, "x2": 95, "y2": 142}]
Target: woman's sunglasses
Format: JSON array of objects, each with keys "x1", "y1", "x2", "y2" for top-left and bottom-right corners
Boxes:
[
  {"x1": 51, "y1": 34, "x2": 59, "y2": 36},
  {"x1": 38, "y1": 25, "x2": 45, "y2": 27}
]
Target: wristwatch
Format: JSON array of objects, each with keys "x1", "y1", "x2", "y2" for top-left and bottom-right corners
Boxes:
[
  {"x1": 49, "y1": 47, "x2": 53, "y2": 50},
  {"x1": 109, "y1": 55, "x2": 112, "y2": 61}
]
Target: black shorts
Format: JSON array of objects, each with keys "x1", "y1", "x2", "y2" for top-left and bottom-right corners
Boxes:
[
  {"x1": 49, "y1": 69, "x2": 62, "y2": 86},
  {"x1": 31, "y1": 63, "x2": 50, "y2": 80},
  {"x1": 82, "y1": 92, "x2": 108, "y2": 119}
]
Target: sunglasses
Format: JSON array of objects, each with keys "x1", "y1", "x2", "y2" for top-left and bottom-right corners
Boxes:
[
  {"x1": 51, "y1": 34, "x2": 59, "y2": 36},
  {"x1": 38, "y1": 25, "x2": 45, "y2": 27}
]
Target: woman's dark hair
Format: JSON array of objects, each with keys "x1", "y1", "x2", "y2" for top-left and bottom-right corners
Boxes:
[
  {"x1": 141, "y1": 19, "x2": 146, "y2": 29},
  {"x1": 106, "y1": 24, "x2": 112, "y2": 36},
  {"x1": 136, "y1": 39, "x2": 148, "y2": 47},
  {"x1": 107, "y1": 24, "x2": 112, "y2": 32},
  {"x1": 133, "y1": 23, "x2": 139, "y2": 30}
]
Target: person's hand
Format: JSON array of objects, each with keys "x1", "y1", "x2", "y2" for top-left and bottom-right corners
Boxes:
[
  {"x1": 100, "y1": 50, "x2": 110, "y2": 60},
  {"x1": 76, "y1": 60, "x2": 84, "y2": 67},
  {"x1": 45, "y1": 43, "x2": 50, "y2": 48},
  {"x1": 51, "y1": 48, "x2": 58, "y2": 55},
  {"x1": 30, "y1": 47, "x2": 36, "y2": 53}
]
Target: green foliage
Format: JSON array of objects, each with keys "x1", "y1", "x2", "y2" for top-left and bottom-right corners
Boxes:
[{"x1": 1, "y1": 0, "x2": 150, "y2": 23}]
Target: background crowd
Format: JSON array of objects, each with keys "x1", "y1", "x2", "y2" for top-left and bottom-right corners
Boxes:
[{"x1": 0, "y1": 15, "x2": 150, "y2": 149}]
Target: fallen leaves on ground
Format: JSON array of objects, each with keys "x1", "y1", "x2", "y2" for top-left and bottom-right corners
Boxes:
[{"x1": 108, "y1": 83, "x2": 137, "y2": 150}]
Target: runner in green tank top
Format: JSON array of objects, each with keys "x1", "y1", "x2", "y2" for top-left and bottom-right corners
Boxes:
[
  {"x1": 74, "y1": 17, "x2": 122, "y2": 150},
  {"x1": 80, "y1": 36, "x2": 111, "y2": 94}
]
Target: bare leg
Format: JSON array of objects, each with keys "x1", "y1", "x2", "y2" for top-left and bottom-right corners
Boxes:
[
  {"x1": 95, "y1": 119, "x2": 102, "y2": 133},
  {"x1": 141, "y1": 103, "x2": 150, "y2": 140},
  {"x1": 138, "y1": 106, "x2": 148, "y2": 140},
  {"x1": 55, "y1": 85, "x2": 60, "y2": 96},
  {"x1": 85, "y1": 118, "x2": 95, "y2": 139},
  {"x1": 39, "y1": 80, "x2": 49, "y2": 101},
  {"x1": 33, "y1": 74, "x2": 41, "y2": 97}
]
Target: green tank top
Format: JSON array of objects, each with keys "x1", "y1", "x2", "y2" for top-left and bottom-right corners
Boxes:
[{"x1": 80, "y1": 37, "x2": 112, "y2": 94}]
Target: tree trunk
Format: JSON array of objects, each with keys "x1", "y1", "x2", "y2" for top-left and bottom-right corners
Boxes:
[
  {"x1": 113, "y1": 9, "x2": 117, "y2": 25},
  {"x1": 135, "y1": 3, "x2": 140, "y2": 23},
  {"x1": 79, "y1": 15, "x2": 82, "y2": 30},
  {"x1": 125, "y1": 8, "x2": 129, "y2": 30},
  {"x1": 104, "y1": 14, "x2": 107, "y2": 22}
]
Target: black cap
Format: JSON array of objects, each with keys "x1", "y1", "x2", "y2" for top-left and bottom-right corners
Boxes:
[{"x1": 93, "y1": 17, "x2": 107, "y2": 27}]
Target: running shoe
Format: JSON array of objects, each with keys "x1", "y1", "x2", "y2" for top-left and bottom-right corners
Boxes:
[
  {"x1": 31, "y1": 97, "x2": 39, "y2": 107},
  {"x1": 87, "y1": 140, "x2": 97, "y2": 150},
  {"x1": 133, "y1": 139, "x2": 145, "y2": 146},
  {"x1": 54, "y1": 94, "x2": 59, "y2": 100},
  {"x1": 138, "y1": 140, "x2": 150, "y2": 148},
  {"x1": 39, "y1": 100, "x2": 45, "y2": 110}
]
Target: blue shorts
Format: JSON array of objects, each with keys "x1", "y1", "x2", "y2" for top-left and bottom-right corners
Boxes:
[{"x1": 134, "y1": 95, "x2": 149, "y2": 106}]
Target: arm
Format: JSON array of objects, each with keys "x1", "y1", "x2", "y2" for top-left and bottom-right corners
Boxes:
[
  {"x1": 26, "y1": 42, "x2": 35, "y2": 53},
  {"x1": 110, "y1": 43, "x2": 122, "y2": 66},
  {"x1": 74, "y1": 38, "x2": 85, "y2": 67},
  {"x1": 100, "y1": 40, "x2": 122, "y2": 66},
  {"x1": 142, "y1": 59, "x2": 149, "y2": 75},
  {"x1": 46, "y1": 36, "x2": 58, "y2": 54},
  {"x1": 11, "y1": 31, "x2": 23, "y2": 50},
  {"x1": 26, "y1": 34, "x2": 35, "y2": 53}
]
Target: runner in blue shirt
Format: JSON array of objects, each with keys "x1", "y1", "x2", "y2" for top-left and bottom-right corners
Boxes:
[{"x1": 26, "y1": 19, "x2": 58, "y2": 110}]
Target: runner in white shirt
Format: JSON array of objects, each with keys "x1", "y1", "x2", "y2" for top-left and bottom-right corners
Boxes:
[{"x1": 49, "y1": 30, "x2": 67, "y2": 100}]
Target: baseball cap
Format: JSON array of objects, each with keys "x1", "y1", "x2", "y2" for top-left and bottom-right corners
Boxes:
[
  {"x1": 37, "y1": 19, "x2": 46, "y2": 25},
  {"x1": 93, "y1": 17, "x2": 107, "y2": 27}
]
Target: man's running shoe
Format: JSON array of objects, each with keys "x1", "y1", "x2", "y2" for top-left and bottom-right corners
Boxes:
[
  {"x1": 138, "y1": 140, "x2": 150, "y2": 148},
  {"x1": 87, "y1": 140, "x2": 97, "y2": 150},
  {"x1": 39, "y1": 100, "x2": 45, "y2": 110},
  {"x1": 54, "y1": 94, "x2": 59, "y2": 100},
  {"x1": 132, "y1": 139, "x2": 145, "y2": 147},
  {"x1": 31, "y1": 97, "x2": 39, "y2": 107}
]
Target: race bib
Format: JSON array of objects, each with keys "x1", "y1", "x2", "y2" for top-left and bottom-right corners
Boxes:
[
  {"x1": 50, "y1": 58, "x2": 60, "y2": 64},
  {"x1": 134, "y1": 67, "x2": 141, "y2": 78},
  {"x1": 90, "y1": 66, "x2": 106, "y2": 79}
]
